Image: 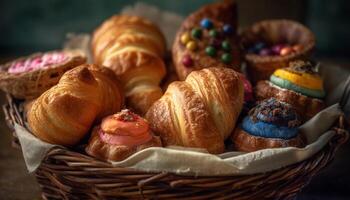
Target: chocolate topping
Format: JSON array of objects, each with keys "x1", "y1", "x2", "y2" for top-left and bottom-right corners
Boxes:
[
  {"x1": 115, "y1": 109, "x2": 138, "y2": 122},
  {"x1": 249, "y1": 98, "x2": 301, "y2": 127},
  {"x1": 287, "y1": 60, "x2": 317, "y2": 74}
]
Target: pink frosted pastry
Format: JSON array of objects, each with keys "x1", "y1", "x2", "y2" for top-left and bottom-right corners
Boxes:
[
  {"x1": 0, "y1": 50, "x2": 86, "y2": 99},
  {"x1": 8, "y1": 52, "x2": 68, "y2": 74},
  {"x1": 86, "y1": 109, "x2": 162, "y2": 161}
]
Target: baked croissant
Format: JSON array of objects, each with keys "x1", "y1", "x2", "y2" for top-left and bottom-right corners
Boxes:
[
  {"x1": 146, "y1": 67, "x2": 244, "y2": 154},
  {"x1": 92, "y1": 15, "x2": 166, "y2": 114},
  {"x1": 27, "y1": 64, "x2": 124, "y2": 146}
]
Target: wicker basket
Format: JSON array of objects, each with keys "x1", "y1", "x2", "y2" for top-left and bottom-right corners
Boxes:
[
  {"x1": 3, "y1": 94, "x2": 348, "y2": 200},
  {"x1": 0, "y1": 50, "x2": 86, "y2": 100},
  {"x1": 240, "y1": 20, "x2": 315, "y2": 84}
]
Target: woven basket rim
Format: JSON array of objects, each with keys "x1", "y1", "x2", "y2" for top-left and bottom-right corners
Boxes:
[
  {"x1": 241, "y1": 19, "x2": 315, "y2": 64},
  {"x1": 3, "y1": 94, "x2": 349, "y2": 177},
  {"x1": 3, "y1": 94, "x2": 349, "y2": 199},
  {"x1": 0, "y1": 49, "x2": 86, "y2": 80}
]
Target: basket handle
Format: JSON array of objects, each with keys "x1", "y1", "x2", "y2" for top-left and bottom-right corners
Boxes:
[
  {"x1": 330, "y1": 115, "x2": 349, "y2": 149},
  {"x1": 339, "y1": 74, "x2": 350, "y2": 111}
]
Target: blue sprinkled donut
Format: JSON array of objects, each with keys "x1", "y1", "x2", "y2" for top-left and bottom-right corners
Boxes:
[{"x1": 232, "y1": 98, "x2": 305, "y2": 152}]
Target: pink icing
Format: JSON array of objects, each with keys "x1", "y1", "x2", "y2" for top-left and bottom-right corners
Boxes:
[
  {"x1": 238, "y1": 73, "x2": 254, "y2": 102},
  {"x1": 98, "y1": 110, "x2": 153, "y2": 147},
  {"x1": 8, "y1": 52, "x2": 68, "y2": 74},
  {"x1": 99, "y1": 129, "x2": 152, "y2": 147}
]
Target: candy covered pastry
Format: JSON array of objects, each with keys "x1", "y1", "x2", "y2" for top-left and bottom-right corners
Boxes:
[
  {"x1": 0, "y1": 50, "x2": 86, "y2": 99},
  {"x1": 86, "y1": 109, "x2": 162, "y2": 161},
  {"x1": 232, "y1": 98, "x2": 305, "y2": 152},
  {"x1": 172, "y1": 0, "x2": 240, "y2": 80},
  {"x1": 241, "y1": 19, "x2": 315, "y2": 84},
  {"x1": 255, "y1": 60, "x2": 325, "y2": 120}
]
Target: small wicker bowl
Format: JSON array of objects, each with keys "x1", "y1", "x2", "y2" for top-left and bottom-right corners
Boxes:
[
  {"x1": 0, "y1": 50, "x2": 86, "y2": 100},
  {"x1": 241, "y1": 19, "x2": 315, "y2": 84}
]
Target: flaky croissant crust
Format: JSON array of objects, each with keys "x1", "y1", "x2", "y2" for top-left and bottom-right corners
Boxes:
[
  {"x1": 91, "y1": 15, "x2": 167, "y2": 114},
  {"x1": 146, "y1": 67, "x2": 244, "y2": 154},
  {"x1": 27, "y1": 64, "x2": 124, "y2": 146}
]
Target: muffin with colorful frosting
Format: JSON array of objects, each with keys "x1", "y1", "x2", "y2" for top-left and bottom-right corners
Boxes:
[
  {"x1": 232, "y1": 98, "x2": 305, "y2": 152},
  {"x1": 86, "y1": 109, "x2": 162, "y2": 161},
  {"x1": 255, "y1": 60, "x2": 325, "y2": 121}
]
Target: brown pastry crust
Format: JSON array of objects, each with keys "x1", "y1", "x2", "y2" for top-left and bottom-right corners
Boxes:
[
  {"x1": 86, "y1": 126, "x2": 162, "y2": 162},
  {"x1": 91, "y1": 15, "x2": 166, "y2": 114},
  {"x1": 255, "y1": 80, "x2": 325, "y2": 121},
  {"x1": 27, "y1": 64, "x2": 124, "y2": 146},
  {"x1": 172, "y1": 0, "x2": 240, "y2": 81},
  {"x1": 232, "y1": 127, "x2": 305, "y2": 152},
  {"x1": 146, "y1": 67, "x2": 244, "y2": 154}
]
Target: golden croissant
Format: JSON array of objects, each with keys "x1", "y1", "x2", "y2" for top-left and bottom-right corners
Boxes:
[
  {"x1": 146, "y1": 67, "x2": 244, "y2": 154},
  {"x1": 27, "y1": 64, "x2": 124, "y2": 146},
  {"x1": 92, "y1": 15, "x2": 166, "y2": 114}
]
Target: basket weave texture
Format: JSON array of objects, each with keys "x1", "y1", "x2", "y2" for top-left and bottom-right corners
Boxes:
[
  {"x1": 241, "y1": 20, "x2": 315, "y2": 84},
  {"x1": 0, "y1": 50, "x2": 86, "y2": 99},
  {"x1": 3, "y1": 94, "x2": 348, "y2": 200}
]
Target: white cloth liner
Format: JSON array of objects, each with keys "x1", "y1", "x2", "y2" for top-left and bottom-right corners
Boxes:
[{"x1": 15, "y1": 104, "x2": 341, "y2": 176}]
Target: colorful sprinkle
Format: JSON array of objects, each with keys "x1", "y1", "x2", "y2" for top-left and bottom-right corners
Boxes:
[
  {"x1": 223, "y1": 24, "x2": 234, "y2": 35},
  {"x1": 292, "y1": 44, "x2": 303, "y2": 52},
  {"x1": 200, "y1": 18, "x2": 213, "y2": 29},
  {"x1": 182, "y1": 54, "x2": 193, "y2": 67},
  {"x1": 209, "y1": 29, "x2": 219, "y2": 38},
  {"x1": 248, "y1": 42, "x2": 303, "y2": 57},
  {"x1": 205, "y1": 46, "x2": 216, "y2": 57},
  {"x1": 180, "y1": 32, "x2": 191, "y2": 45},
  {"x1": 186, "y1": 41, "x2": 197, "y2": 51},
  {"x1": 254, "y1": 42, "x2": 266, "y2": 51},
  {"x1": 221, "y1": 53, "x2": 232, "y2": 64},
  {"x1": 280, "y1": 47, "x2": 293, "y2": 56},
  {"x1": 259, "y1": 48, "x2": 272, "y2": 56},
  {"x1": 271, "y1": 44, "x2": 286, "y2": 54},
  {"x1": 8, "y1": 52, "x2": 68, "y2": 74},
  {"x1": 191, "y1": 28, "x2": 202, "y2": 39},
  {"x1": 221, "y1": 40, "x2": 231, "y2": 51}
]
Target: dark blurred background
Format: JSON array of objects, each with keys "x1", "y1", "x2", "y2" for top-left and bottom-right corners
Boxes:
[
  {"x1": 0, "y1": 0, "x2": 349, "y2": 199},
  {"x1": 0, "y1": 0, "x2": 349, "y2": 58}
]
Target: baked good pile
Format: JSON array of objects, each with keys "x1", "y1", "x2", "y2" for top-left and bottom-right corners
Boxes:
[{"x1": 0, "y1": 0, "x2": 324, "y2": 162}]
